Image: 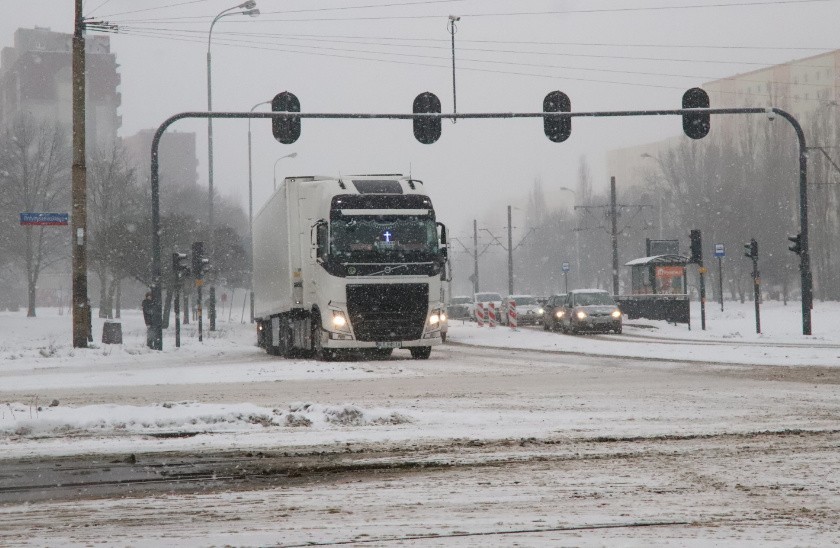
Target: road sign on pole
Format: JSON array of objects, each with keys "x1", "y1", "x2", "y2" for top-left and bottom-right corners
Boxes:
[
  {"x1": 714, "y1": 243, "x2": 725, "y2": 258},
  {"x1": 561, "y1": 262, "x2": 570, "y2": 272}
]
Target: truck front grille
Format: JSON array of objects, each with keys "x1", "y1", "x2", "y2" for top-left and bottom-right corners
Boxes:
[{"x1": 346, "y1": 283, "x2": 428, "y2": 341}]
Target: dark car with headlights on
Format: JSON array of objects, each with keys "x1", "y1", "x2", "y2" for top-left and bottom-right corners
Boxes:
[
  {"x1": 542, "y1": 293, "x2": 567, "y2": 331},
  {"x1": 559, "y1": 289, "x2": 623, "y2": 334}
]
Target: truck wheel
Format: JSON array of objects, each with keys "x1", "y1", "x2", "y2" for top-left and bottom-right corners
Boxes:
[
  {"x1": 311, "y1": 312, "x2": 334, "y2": 361},
  {"x1": 409, "y1": 347, "x2": 431, "y2": 360}
]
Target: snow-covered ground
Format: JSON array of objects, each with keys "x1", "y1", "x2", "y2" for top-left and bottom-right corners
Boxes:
[
  {"x1": 1, "y1": 300, "x2": 837, "y2": 459},
  {"x1": 2, "y1": 302, "x2": 838, "y2": 546}
]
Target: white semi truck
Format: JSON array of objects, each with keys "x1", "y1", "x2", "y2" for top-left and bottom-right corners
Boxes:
[{"x1": 253, "y1": 174, "x2": 448, "y2": 360}]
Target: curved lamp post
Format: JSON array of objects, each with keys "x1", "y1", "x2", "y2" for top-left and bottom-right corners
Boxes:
[
  {"x1": 273, "y1": 152, "x2": 298, "y2": 190},
  {"x1": 206, "y1": 0, "x2": 259, "y2": 330}
]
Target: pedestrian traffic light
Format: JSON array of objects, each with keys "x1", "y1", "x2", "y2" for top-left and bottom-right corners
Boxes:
[
  {"x1": 682, "y1": 87, "x2": 710, "y2": 140},
  {"x1": 689, "y1": 229, "x2": 703, "y2": 264},
  {"x1": 744, "y1": 238, "x2": 758, "y2": 260},
  {"x1": 787, "y1": 233, "x2": 802, "y2": 255},
  {"x1": 191, "y1": 241, "x2": 210, "y2": 279},
  {"x1": 412, "y1": 91, "x2": 441, "y2": 144},
  {"x1": 271, "y1": 91, "x2": 301, "y2": 144},
  {"x1": 172, "y1": 252, "x2": 190, "y2": 280},
  {"x1": 543, "y1": 90, "x2": 571, "y2": 143}
]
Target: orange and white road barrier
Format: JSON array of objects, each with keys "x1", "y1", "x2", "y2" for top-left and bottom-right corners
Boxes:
[
  {"x1": 508, "y1": 300, "x2": 517, "y2": 330},
  {"x1": 488, "y1": 302, "x2": 497, "y2": 328},
  {"x1": 476, "y1": 302, "x2": 485, "y2": 327}
]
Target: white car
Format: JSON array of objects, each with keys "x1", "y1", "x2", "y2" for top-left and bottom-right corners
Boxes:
[{"x1": 500, "y1": 295, "x2": 545, "y2": 326}]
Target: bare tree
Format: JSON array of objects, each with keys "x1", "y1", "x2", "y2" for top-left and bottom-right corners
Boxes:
[
  {"x1": 0, "y1": 114, "x2": 70, "y2": 316},
  {"x1": 88, "y1": 141, "x2": 139, "y2": 318}
]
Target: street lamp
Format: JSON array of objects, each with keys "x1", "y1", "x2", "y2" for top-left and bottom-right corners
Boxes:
[
  {"x1": 246, "y1": 99, "x2": 269, "y2": 323},
  {"x1": 206, "y1": 0, "x2": 259, "y2": 331},
  {"x1": 273, "y1": 152, "x2": 298, "y2": 190}
]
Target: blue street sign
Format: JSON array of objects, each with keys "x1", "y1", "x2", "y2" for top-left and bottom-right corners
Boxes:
[
  {"x1": 714, "y1": 243, "x2": 725, "y2": 258},
  {"x1": 562, "y1": 262, "x2": 570, "y2": 272},
  {"x1": 20, "y1": 212, "x2": 69, "y2": 226}
]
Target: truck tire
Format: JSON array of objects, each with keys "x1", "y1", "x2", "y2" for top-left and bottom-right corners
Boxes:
[
  {"x1": 311, "y1": 312, "x2": 334, "y2": 361},
  {"x1": 409, "y1": 346, "x2": 431, "y2": 360}
]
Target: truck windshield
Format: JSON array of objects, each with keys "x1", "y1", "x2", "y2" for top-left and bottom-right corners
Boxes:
[{"x1": 330, "y1": 215, "x2": 439, "y2": 263}]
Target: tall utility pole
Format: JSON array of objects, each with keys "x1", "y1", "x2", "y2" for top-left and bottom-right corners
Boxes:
[
  {"x1": 447, "y1": 15, "x2": 460, "y2": 122},
  {"x1": 473, "y1": 219, "x2": 479, "y2": 293},
  {"x1": 71, "y1": 0, "x2": 90, "y2": 348},
  {"x1": 507, "y1": 205, "x2": 514, "y2": 295},
  {"x1": 609, "y1": 176, "x2": 619, "y2": 296}
]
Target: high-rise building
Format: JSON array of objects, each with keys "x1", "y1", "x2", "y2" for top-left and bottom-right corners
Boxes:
[
  {"x1": 123, "y1": 129, "x2": 199, "y2": 189},
  {"x1": 0, "y1": 26, "x2": 121, "y2": 148}
]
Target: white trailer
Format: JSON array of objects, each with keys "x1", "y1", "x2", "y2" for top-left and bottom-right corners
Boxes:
[{"x1": 253, "y1": 174, "x2": 448, "y2": 360}]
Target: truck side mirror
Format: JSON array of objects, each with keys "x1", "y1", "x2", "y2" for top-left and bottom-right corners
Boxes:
[
  {"x1": 311, "y1": 219, "x2": 327, "y2": 260},
  {"x1": 437, "y1": 222, "x2": 448, "y2": 259}
]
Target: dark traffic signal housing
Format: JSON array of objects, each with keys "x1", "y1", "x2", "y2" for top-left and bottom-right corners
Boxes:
[
  {"x1": 682, "y1": 87, "x2": 710, "y2": 140},
  {"x1": 172, "y1": 252, "x2": 190, "y2": 280},
  {"x1": 543, "y1": 90, "x2": 571, "y2": 143},
  {"x1": 788, "y1": 233, "x2": 802, "y2": 255},
  {"x1": 191, "y1": 241, "x2": 210, "y2": 279},
  {"x1": 272, "y1": 91, "x2": 301, "y2": 144},
  {"x1": 412, "y1": 92, "x2": 442, "y2": 144},
  {"x1": 689, "y1": 229, "x2": 703, "y2": 264},
  {"x1": 744, "y1": 238, "x2": 758, "y2": 260}
]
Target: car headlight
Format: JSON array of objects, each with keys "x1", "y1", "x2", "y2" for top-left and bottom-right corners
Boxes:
[
  {"x1": 331, "y1": 310, "x2": 351, "y2": 332},
  {"x1": 536, "y1": 308, "x2": 544, "y2": 315},
  {"x1": 555, "y1": 310, "x2": 564, "y2": 318},
  {"x1": 440, "y1": 312, "x2": 447, "y2": 322},
  {"x1": 611, "y1": 309, "x2": 622, "y2": 319},
  {"x1": 576, "y1": 310, "x2": 587, "y2": 320}
]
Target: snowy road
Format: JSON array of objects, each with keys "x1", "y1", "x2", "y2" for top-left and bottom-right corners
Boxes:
[{"x1": 2, "y1": 306, "x2": 840, "y2": 546}]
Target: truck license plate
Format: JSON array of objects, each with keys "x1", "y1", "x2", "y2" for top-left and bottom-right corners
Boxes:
[{"x1": 376, "y1": 342, "x2": 402, "y2": 349}]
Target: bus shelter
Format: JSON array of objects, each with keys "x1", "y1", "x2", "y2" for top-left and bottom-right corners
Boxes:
[{"x1": 616, "y1": 254, "x2": 690, "y2": 325}]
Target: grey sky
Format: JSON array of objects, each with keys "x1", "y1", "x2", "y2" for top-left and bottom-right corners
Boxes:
[{"x1": 3, "y1": 0, "x2": 838, "y2": 237}]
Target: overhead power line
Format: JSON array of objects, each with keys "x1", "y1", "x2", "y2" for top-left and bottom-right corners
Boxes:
[
  {"x1": 103, "y1": 0, "x2": 840, "y2": 24},
  {"x1": 93, "y1": 25, "x2": 838, "y2": 105},
  {"x1": 95, "y1": 24, "x2": 840, "y2": 89}
]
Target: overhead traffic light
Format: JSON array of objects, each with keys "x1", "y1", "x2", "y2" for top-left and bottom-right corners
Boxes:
[
  {"x1": 682, "y1": 87, "x2": 710, "y2": 140},
  {"x1": 543, "y1": 90, "x2": 571, "y2": 143},
  {"x1": 788, "y1": 233, "x2": 802, "y2": 255},
  {"x1": 744, "y1": 238, "x2": 758, "y2": 260},
  {"x1": 172, "y1": 252, "x2": 190, "y2": 281},
  {"x1": 412, "y1": 92, "x2": 442, "y2": 144},
  {"x1": 271, "y1": 91, "x2": 301, "y2": 144},
  {"x1": 689, "y1": 229, "x2": 703, "y2": 264}
]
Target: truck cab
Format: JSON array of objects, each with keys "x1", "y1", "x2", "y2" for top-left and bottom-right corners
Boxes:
[{"x1": 253, "y1": 175, "x2": 447, "y2": 360}]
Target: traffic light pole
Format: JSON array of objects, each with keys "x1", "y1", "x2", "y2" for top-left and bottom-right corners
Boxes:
[
  {"x1": 174, "y1": 282, "x2": 181, "y2": 348},
  {"x1": 752, "y1": 258, "x2": 761, "y2": 335},
  {"x1": 147, "y1": 106, "x2": 812, "y2": 349}
]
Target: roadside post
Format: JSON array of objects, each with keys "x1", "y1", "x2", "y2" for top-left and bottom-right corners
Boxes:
[
  {"x1": 714, "y1": 243, "x2": 725, "y2": 311},
  {"x1": 744, "y1": 238, "x2": 760, "y2": 334},
  {"x1": 172, "y1": 252, "x2": 190, "y2": 348},
  {"x1": 562, "y1": 262, "x2": 570, "y2": 293},
  {"x1": 690, "y1": 230, "x2": 706, "y2": 330}
]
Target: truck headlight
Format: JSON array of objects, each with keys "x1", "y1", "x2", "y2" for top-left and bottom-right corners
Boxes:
[
  {"x1": 331, "y1": 310, "x2": 351, "y2": 332},
  {"x1": 576, "y1": 310, "x2": 587, "y2": 320},
  {"x1": 428, "y1": 309, "x2": 443, "y2": 326},
  {"x1": 536, "y1": 308, "x2": 545, "y2": 315},
  {"x1": 555, "y1": 310, "x2": 564, "y2": 319},
  {"x1": 611, "y1": 309, "x2": 622, "y2": 319},
  {"x1": 440, "y1": 312, "x2": 447, "y2": 322}
]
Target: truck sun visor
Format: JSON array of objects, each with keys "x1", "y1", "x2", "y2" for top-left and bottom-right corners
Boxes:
[{"x1": 352, "y1": 180, "x2": 403, "y2": 194}]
